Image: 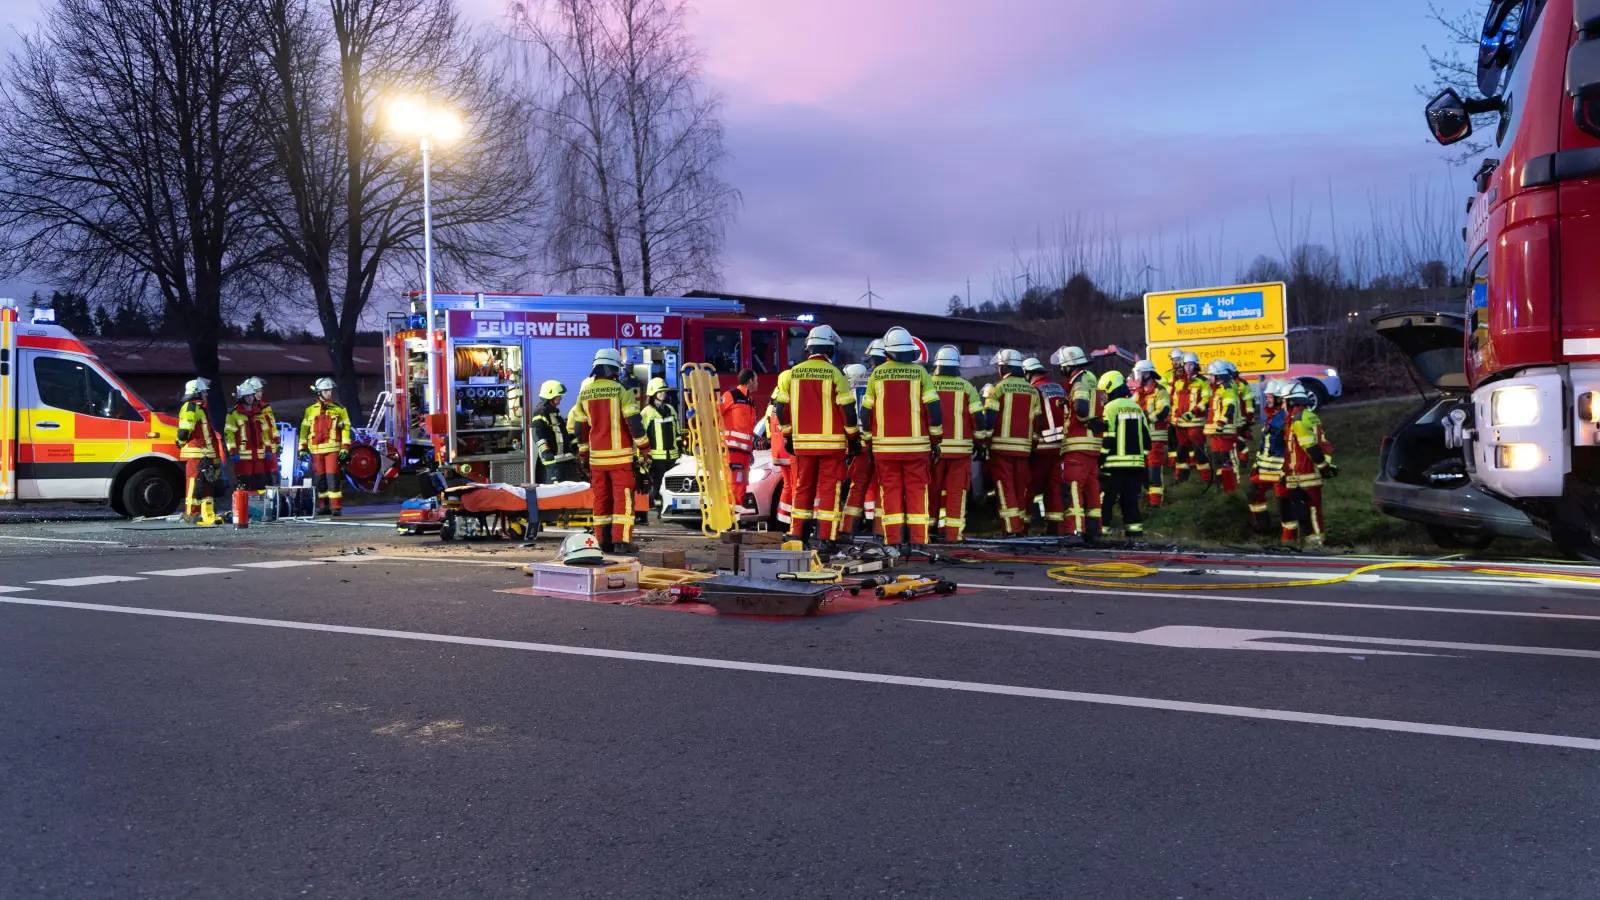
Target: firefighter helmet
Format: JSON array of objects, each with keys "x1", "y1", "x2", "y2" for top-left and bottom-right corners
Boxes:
[
  {"x1": 1261, "y1": 379, "x2": 1288, "y2": 400},
  {"x1": 1204, "y1": 360, "x2": 1229, "y2": 376},
  {"x1": 592, "y1": 348, "x2": 623, "y2": 369},
  {"x1": 842, "y1": 363, "x2": 869, "y2": 387},
  {"x1": 1181, "y1": 351, "x2": 1200, "y2": 366},
  {"x1": 865, "y1": 339, "x2": 886, "y2": 362},
  {"x1": 312, "y1": 377, "x2": 335, "y2": 393},
  {"x1": 1282, "y1": 382, "x2": 1314, "y2": 405},
  {"x1": 1098, "y1": 370, "x2": 1125, "y2": 393},
  {"x1": 882, "y1": 326, "x2": 918, "y2": 362},
  {"x1": 234, "y1": 377, "x2": 264, "y2": 399},
  {"x1": 992, "y1": 348, "x2": 1024, "y2": 368},
  {"x1": 1022, "y1": 357, "x2": 1046, "y2": 375},
  {"x1": 182, "y1": 378, "x2": 211, "y2": 399},
  {"x1": 933, "y1": 345, "x2": 961, "y2": 370},
  {"x1": 539, "y1": 380, "x2": 566, "y2": 400},
  {"x1": 647, "y1": 377, "x2": 669, "y2": 397},
  {"x1": 1275, "y1": 379, "x2": 1299, "y2": 398},
  {"x1": 561, "y1": 532, "x2": 606, "y2": 565},
  {"x1": 1168, "y1": 347, "x2": 1184, "y2": 361},
  {"x1": 805, "y1": 324, "x2": 841, "y2": 349},
  {"x1": 1131, "y1": 359, "x2": 1157, "y2": 379},
  {"x1": 1052, "y1": 346, "x2": 1089, "y2": 368}
]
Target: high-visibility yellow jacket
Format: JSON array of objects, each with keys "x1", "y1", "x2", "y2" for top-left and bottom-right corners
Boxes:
[
  {"x1": 860, "y1": 361, "x2": 941, "y2": 457},
  {"x1": 639, "y1": 402, "x2": 681, "y2": 462},
  {"x1": 772, "y1": 356, "x2": 857, "y2": 454},
  {"x1": 177, "y1": 400, "x2": 220, "y2": 460},
  {"x1": 1102, "y1": 396, "x2": 1151, "y2": 468},
  {"x1": 1172, "y1": 376, "x2": 1211, "y2": 426},
  {"x1": 224, "y1": 401, "x2": 278, "y2": 461},
  {"x1": 983, "y1": 375, "x2": 1039, "y2": 457},
  {"x1": 1134, "y1": 383, "x2": 1172, "y2": 440},
  {"x1": 932, "y1": 374, "x2": 987, "y2": 454},
  {"x1": 1064, "y1": 370, "x2": 1104, "y2": 454},
  {"x1": 1204, "y1": 382, "x2": 1246, "y2": 437},
  {"x1": 300, "y1": 401, "x2": 352, "y2": 455},
  {"x1": 568, "y1": 376, "x2": 648, "y2": 469},
  {"x1": 1284, "y1": 409, "x2": 1332, "y2": 488}
]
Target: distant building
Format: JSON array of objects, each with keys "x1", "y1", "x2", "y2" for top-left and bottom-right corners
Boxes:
[{"x1": 86, "y1": 338, "x2": 382, "y2": 415}]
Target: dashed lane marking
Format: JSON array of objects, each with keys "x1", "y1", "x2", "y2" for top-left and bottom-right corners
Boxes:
[
  {"x1": 313, "y1": 555, "x2": 525, "y2": 567},
  {"x1": 29, "y1": 575, "x2": 144, "y2": 587},
  {"x1": 961, "y1": 582, "x2": 1600, "y2": 623},
  {"x1": 0, "y1": 535, "x2": 123, "y2": 545},
  {"x1": 0, "y1": 586, "x2": 33, "y2": 594},
  {"x1": 139, "y1": 567, "x2": 243, "y2": 577},
  {"x1": 234, "y1": 561, "x2": 327, "y2": 569},
  {"x1": 2, "y1": 594, "x2": 1599, "y2": 752}
]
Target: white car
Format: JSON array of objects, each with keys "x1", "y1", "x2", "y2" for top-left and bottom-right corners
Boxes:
[{"x1": 658, "y1": 449, "x2": 785, "y2": 527}]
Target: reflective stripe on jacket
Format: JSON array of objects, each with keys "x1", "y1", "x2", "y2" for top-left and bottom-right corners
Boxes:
[
  {"x1": 772, "y1": 357, "x2": 856, "y2": 453},
  {"x1": 861, "y1": 361, "x2": 941, "y2": 457},
  {"x1": 1064, "y1": 370, "x2": 1104, "y2": 454},
  {"x1": 178, "y1": 400, "x2": 219, "y2": 460},
  {"x1": 531, "y1": 405, "x2": 577, "y2": 465},
  {"x1": 1029, "y1": 375, "x2": 1067, "y2": 452},
  {"x1": 932, "y1": 374, "x2": 986, "y2": 454},
  {"x1": 982, "y1": 375, "x2": 1038, "y2": 457},
  {"x1": 569, "y1": 377, "x2": 648, "y2": 468},
  {"x1": 1102, "y1": 397, "x2": 1151, "y2": 468},
  {"x1": 719, "y1": 388, "x2": 757, "y2": 455},
  {"x1": 640, "y1": 403, "x2": 680, "y2": 461},
  {"x1": 299, "y1": 401, "x2": 351, "y2": 455},
  {"x1": 224, "y1": 402, "x2": 278, "y2": 460},
  {"x1": 1204, "y1": 382, "x2": 1245, "y2": 437}
]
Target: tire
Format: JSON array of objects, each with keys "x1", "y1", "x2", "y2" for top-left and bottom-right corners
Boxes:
[
  {"x1": 120, "y1": 466, "x2": 181, "y2": 518},
  {"x1": 440, "y1": 513, "x2": 457, "y2": 542},
  {"x1": 1298, "y1": 377, "x2": 1330, "y2": 410},
  {"x1": 1426, "y1": 524, "x2": 1494, "y2": 551},
  {"x1": 768, "y1": 476, "x2": 786, "y2": 530}
]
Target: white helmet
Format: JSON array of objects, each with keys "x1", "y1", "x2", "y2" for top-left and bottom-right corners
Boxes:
[
  {"x1": 1132, "y1": 359, "x2": 1157, "y2": 378},
  {"x1": 842, "y1": 363, "x2": 869, "y2": 386},
  {"x1": 1181, "y1": 351, "x2": 1200, "y2": 366},
  {"x1": 865, "y1": 339, "x2": 886, "y2": 361},
  {"x1": 806, "y1": 324, "x2": 841, "y2": 349},
  {"x1": 312, "y1": 377, "x2": 335, "y2": 393},
  {"x1": 1204, "y1": 360, "x2": 1229, "y2": 376},
  {"x1": 1022, "y1": 357, "x2": 1046, "y2": 375},
  {"x1": 561, "y1": 532, "x2": 605, "y2": 565},
  {"x1": 883, "y1": 326, "x2": 917, "y2": 354},
  {"x1": 183, "y1": 377, "x2": 211, "y2": 398},
  {"x1": 1052, "y1": 346, "x2": 1088, "y2": 368},
  {"x1": 1282, "y1": 382, "x2": 1314, "y2": 405},
  {"x1": 1276, "y1": 379, "x2": 1302, "y2": 399},
  {"x1": 992, "y1": 348, "x2": 1024, "y2": 368},
  {"x1": 593, "y1": 348, "x2": 623, "y2": 369},
  {"x1": 235, "y1": 376, "x2": 265, "y2": 398},
  {"x1": 933, "y1": 345, "x2": 961, "y2": 368},
  {"x1": 1168, "y1": 348, "x2": 1184, "y2": 361},
  {"x1": 1261, "y1": 379, "x2": 1288, "y2": 399}
]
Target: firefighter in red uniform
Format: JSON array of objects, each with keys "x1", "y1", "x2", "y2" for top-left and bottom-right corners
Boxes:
[
  {"x1": 568, "y1": 348, "x2": 650, "y2": 553},
  {"x1": 982, "y1": 349, "x2": 1040, "y2": 536},
  {"x1": 176, "y1": 378, "x2": 224, "y2": 524},
  {"x1": 299, "y1": 377, "x2": 352, "y2": 516},
  {"x1": 1022, "y1": 357, "x2": 1067, "y2": 534},
  {"x1": 719, "y1": 368, "x2": 758, "y2": 512},
  {"x1": 839, "y1": 362, "x2": 878, "y2": 535},
  {"x1": 860, "y1": 327, "x2": 942, "y2": 549},
  {"x1": 1130, "y1": 360, "x2": 1172, "y2": 506},
  {"x1": 931, "y1": 345, "x2": 988, "y2": 542},
  {"x1": 1280, "y1": 382, "x2": 1336, "y2": 546},
  {"x1": 1171, "y1": 351, "x2": 1211, "y2": 482},
  {"x1": 771, "y1": 325, "x2": 859, "y2": 548},
  {"x1": 224, "y1": 376, "x2": 278, "y2": 492},
  {"x1": 1055, "y1": 345, "x2": 1106, "y2": 545},
  {"x1": 1203, "y1": 360, "x2": 1245, "y2": 494}
]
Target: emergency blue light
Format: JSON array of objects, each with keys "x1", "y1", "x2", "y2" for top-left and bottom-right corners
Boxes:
[
  {"x1": 31, "y1": 308, "x2": 55, "y2": 324},
  {"x1": 406, "y1": 314, "x2": 426, "y2": 329},
  {"x1": 796, "y1": 314, "x2": 814, "y2": 323}
]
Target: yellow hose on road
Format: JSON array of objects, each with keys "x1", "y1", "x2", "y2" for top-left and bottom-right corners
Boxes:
[{"x1": 1042, "y1": 559, "x2": 1600, "y2": 591}]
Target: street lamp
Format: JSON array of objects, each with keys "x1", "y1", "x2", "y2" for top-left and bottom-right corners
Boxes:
[{"x1": 386, "y1": 95, "x2": 463, "y2": 415}]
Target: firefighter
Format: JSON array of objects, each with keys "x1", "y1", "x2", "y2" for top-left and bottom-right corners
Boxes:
[
  {"x1": 1280, "y1": 382, "x2": 1337, "y2": 546},
  {"x1": 1247, "y1": 379, "x2": 1290, "y2": 533},
  {"x1": 224, "y1": 376, "x2": 278, "y2": 493},
  {"x1": 763, "y1": 402, "x2": 794, "y2": 529},
  {"x1": 864, "y1": 339, "x2": 887, "y2": 370},
  {"x1": 568, "y1": 348, "x2": 650, "y2": 553},
  {"x1": 1055, "y1": 345, "x2": 1105, "y2": 545},
  {"x1": 299, "y1": 377, "x2": 352, "y2": 516},
  {"x1": 719, "y1": 368, "x2": 758, "y2": 511},
  {"x1": 860, "y1": 327, "x2": 942, "y2": 549},
  {"x1": 1164, "y1": 347, "x2": 1185, "y2": 384},
  {"x1": 982, "y1": 349, "x2": 1040, "y2": 536},
  {"x1": 1202, "y1": 360, "x2": 1245, "y2": 494},
  {"x1": 639, "y1": 377, "x2": 680, "y2": 510},
  {"x1": 1022, "y1": 357, "x2": 1067, "y2": 534},
  {"x1": 175, "y1": 378, "x2": 223, "y2": 524},
  {"x1": 839, "y1": 363, "x2": 880, "y2": 536},
  {"x1": 1171, "y1": 351, "x2": 1211, "y2": 483},
  {"x1": 1097, "y1": 371, "x2": 1152, "y2": 540},
  {"x1": 771, "y1": 324, "x2": 859, "y2": 548},
  {"x1": 930, "y1": 345, "x2": 988, "y2": 542},
  {"x1": 531, "y1": 380, "x2": 580, "y2": 484},
  {"x1": 1130, "y1": 359, "x2": 1171, "y2": 506}
]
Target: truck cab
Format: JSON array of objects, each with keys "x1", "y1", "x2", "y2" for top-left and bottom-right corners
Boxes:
[
  {"x1": 0, "y1": 302, "x2": 184, "y2": 517},
  {"x1": 1423, "y1": 0, "x2": 1600, "y2": 554}
]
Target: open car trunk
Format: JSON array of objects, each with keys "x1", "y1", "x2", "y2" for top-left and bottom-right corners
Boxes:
[{"x1": 1371, "y1": 310, "x2": 1467, "y2": 393}]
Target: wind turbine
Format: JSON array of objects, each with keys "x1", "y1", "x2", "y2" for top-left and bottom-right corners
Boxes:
[{"x1": 858, "y1": 277, "x2": 881, "y2": 310}]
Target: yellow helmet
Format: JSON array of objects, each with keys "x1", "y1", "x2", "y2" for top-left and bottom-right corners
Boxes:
[
  {"x1": 646, "y1": 377, "x2": 669, "y2": 396},
  {"x1": 538, "y1": 380, "x2": 566, "y2": 400},
  {"x1": 1098, "y1": 370, "x2": 1125, "y2": 393}
]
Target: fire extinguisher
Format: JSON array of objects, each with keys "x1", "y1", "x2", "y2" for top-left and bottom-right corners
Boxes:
[{"x1": 233, "y1": 488, "x2": 250, "y2": 529}]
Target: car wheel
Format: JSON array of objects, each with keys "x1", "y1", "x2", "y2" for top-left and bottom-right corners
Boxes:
[
  {"x1": 121, "y1": 465, "x2": 181, "y2": 518},
  {"x1": 1298, "y1": 377, "x2": 1330, "y2": 409},
  {"x1": 1426, "y1": 524, "x2": 1494, "y2": 551},
  {"x1": 768, "y1": 477, "x2": 786, "y2": 530},
  {"x1": 440, "y1": 513, "x2": 457, "y2": 542}
]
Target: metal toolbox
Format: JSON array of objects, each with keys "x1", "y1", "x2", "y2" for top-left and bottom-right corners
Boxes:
[
  {"x1": 740, "y1": 549, "x2": 814, "y2": 579},
  {"x1": 695, "y1": 575, "x2": 834, "y2": 617},
  {"x1": 525, "y1": 560, "x2": 641, "y2": 596}
]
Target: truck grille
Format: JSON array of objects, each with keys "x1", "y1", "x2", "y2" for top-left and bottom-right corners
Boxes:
[{"x1": 665, "y1": 476, "x2": 698, "y2": 493}]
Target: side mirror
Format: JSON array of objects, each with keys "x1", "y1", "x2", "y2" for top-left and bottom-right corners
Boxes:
[{"x1": 1426, "y1": 89, "x2": 1474, "y2": 146}]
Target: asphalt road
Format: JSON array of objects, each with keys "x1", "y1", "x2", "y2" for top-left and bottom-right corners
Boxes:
[{"x1": 5, "y1": 520, "x2": 1600, "y2": 898}]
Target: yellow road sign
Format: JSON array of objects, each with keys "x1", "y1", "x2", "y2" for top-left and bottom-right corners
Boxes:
[
  {"x1": 1150, "y1": 337, "x2": 1289, "y2": 376},
  {"x1": 1144, "y1": 282, "x2": 1287, "y2": 345}
]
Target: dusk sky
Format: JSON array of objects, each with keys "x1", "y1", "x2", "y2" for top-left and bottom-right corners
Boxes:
[{"x1": 1, "y1": 0, "x2": 1470, "y2": 316}]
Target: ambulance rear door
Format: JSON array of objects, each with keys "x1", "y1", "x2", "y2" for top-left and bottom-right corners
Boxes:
[{"x1": 18, "y1": 350, "x2": 137, "y2": 500}]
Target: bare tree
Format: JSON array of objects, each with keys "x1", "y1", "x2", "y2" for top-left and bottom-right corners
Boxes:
[
  {"x1": 251, "y1": 0, "x2": 542, "y2": 412},
  {"x1": 0, "y1": 0, "x2": 276, "y2": 408},
  {"x1": 513, "y1": 0, "x2": 737, "y2": 295},
  {"x1": 1420, "y1": 2, "x2": 1496, "y2": 164}
]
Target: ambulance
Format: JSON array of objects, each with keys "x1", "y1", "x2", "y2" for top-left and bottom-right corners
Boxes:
[{"x1": 0, "y1": 301, "x2": 184, "y2": 517}]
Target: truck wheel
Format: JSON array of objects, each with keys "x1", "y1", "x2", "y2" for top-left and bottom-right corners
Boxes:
[
  {"x1": 1298, "y1": 377, "x2": 1331, "y2": 409},
  {"x1": 121, "y1": 466, "x2": 181, "y2": 518},
  {"x1": 1425, "y1": 525, "x2": 1494, "y2": 551}
]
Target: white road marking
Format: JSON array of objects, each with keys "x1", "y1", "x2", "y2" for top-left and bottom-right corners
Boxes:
[
  {"x1": 962, "y1": 582, "x2": 1600, "y2": 623},
  {"x1": 29, "y1": 575, "x2": 144, "y2": 587},
  {"x1": 313, "y1": 555, "x2": 526, "y2": 567},
  {"x1": 0, "y1": 586, "x2": 33, "y2": 594},
  {"x1": 2, "y1": 594, "x2": 1599, "y2": 753},
  {"x1": 139, "y1": 567, "x2": 241, "y2": 577},
  {"x1": 914, "y1": 619, "x2": 1600, "y2": 659},
  {"x1": 0, "y1": 534, "x2": 123, "y2": 545},
  {"x1": 234, "y1": 561, "x2": 326, "y2": 569}
]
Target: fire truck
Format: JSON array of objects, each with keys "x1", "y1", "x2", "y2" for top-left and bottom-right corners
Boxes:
[
  {"x1": 378, "y1": 292, "x2": 807, "y2": 485},
  {"x1": 0, "y1": 301, "x2": 184, "y2": 517},
  {"x1": 1418, "y1": 0, "x2": 1600, "y2": 554}
]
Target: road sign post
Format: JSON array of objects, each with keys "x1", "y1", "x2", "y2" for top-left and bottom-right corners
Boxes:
[{"x1": 1145, "y1": 281, "x2": 1290, "y2": 376}]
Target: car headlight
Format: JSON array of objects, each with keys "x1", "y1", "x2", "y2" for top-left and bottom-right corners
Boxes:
[
  {"x1": 1495, "y1": 442, "x2": 1543, "y2": 470},
  {"x1": 748, "y1": 465, "x2": 772, "y2": 484},
  {"x1": 1324, "y1": 368, "x2": 1337, "y2": 378},
  {"x1": 1490, "y1": 386, "x2": 1539, "y2": 427}
]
